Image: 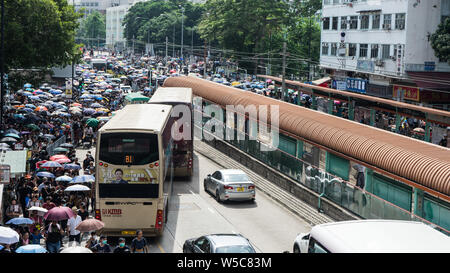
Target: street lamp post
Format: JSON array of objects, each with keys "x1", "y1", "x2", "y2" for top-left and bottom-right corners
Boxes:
[{"x1": 180, "y1": 6, "x2": 185, "y2": 59}]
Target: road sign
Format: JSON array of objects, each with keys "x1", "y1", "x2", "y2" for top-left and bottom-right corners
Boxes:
[{"x1": 65, "y1": 78, "x2": 72, "y2": 98}]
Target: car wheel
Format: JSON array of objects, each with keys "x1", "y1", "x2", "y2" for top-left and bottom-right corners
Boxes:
[
  {"x1": 215, "y1": 190, "x2": 221, "y2": 203},
  {"x1": 293, "y1": 244, "x2": 301, "y2": 254},
  {"x1": 183, "y1": 245, "x2": 188, "y2": 253},
  {"x1": 204, "y1": 180, "x2": 208, "y2": 193}
]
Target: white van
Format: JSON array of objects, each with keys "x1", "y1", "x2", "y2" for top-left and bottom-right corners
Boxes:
[{"x1": 293, "y1": 220, "x2": 450, "y2": 253}]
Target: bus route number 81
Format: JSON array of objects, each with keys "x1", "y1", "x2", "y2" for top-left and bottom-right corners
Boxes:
[{"x1": 125, "y1": 155, "x2": 134, "y2": 164}]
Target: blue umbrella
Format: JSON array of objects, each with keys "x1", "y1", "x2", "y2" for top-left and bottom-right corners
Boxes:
[
  {"x1": 6, "y1": 129, "x2": 19, "y2": 134},
  {"x1": 25, "y1": 88, "x2": 33, "y2": 91},
  {"x1": 22, "y1": 108, "x2": 34, "y2": 113},
  {"x1": 41, "y1": 161, "x2": 62, "y2": 168},
  {"x1": 43, "y1": 134, "x2": 56, "y2": 139},
  {"x1": 15, "y1": 244, "x2": 47, "y2": 253},
  {"x1": 56, "y1": 175, "x2": 73, "y2": 182},
  {"x1": 71, "y1": 175, "x2": 95, "y2": 183},
  {"x1": 58, "y1": 112, "x2": 71, "y2": 117},
  {"x1": 24, "y1": 83, "x2": 33, "y2": 88},
  {"x1": 64, "y1": 164, "x2": 81, "y2": 170},
  {"x1": 49, "y1": 89, "x2": 62, "y2": 95},
  {"x1": 6, "y1": 217, "x2": 34, "y2": 225},
  {"x1": 4, "y1": 133, "x2": 20, "y2": 139},
  {"x1": 90, "y1": 103, "x2": 102, "y2": 108},
  {"x1": 36, "y1": 172, "x2": 55, "y2": 178},
  {"x1": 25, "y1": 104, "x2": 36, "y2": 109},
  {"x1": 33, "y1": 90, "x2": 44, "y2": 95},
  {"x1": 22, "y1": 91, "x2": 33, "y2": 96},
  {"x1": 80, "y1": 94, "x2": 92, "y2": 99},
  {"x1": 29, "y1": 96, "x2": 41, "y2": 101},
  {"x1": 83, "y1": 108, "x2": 95, "y2": 115}
]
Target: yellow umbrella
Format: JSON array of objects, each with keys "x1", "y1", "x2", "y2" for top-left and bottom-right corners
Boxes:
[
  {"x1": 231, "y1": 81, "x2": 240, "y2": 86},
  {"x1": 96, "y1": 108, "x2": 110, "y2": 112}
]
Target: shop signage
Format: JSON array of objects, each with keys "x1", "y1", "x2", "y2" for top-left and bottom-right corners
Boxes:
[
  {"x1": 393, "y1": 85, "x2": 420, "y2": 101},
  {"x1": 346, "y1": 78, "x2": 367, "y2": 93}
]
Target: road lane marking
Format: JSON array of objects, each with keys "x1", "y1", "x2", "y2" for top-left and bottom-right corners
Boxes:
[
  {"x1": 189, "y1": 190, "x2": 195, "y2": 195},
  {"x1": 157, "y1": 242, "x2": 165, "y2": 253},
  {"x1": 207, "y1": 207, "x2": 215, "y2": 214}
]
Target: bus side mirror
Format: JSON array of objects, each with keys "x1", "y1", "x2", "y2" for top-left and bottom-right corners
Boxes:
[{"x1": 207, "y1": 174, "x2": 211, "y2": 177}]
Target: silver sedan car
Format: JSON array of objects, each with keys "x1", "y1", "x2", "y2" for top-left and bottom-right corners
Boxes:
[{"x1": 204, "y1": 169, "x2": 255, "y2": 202}]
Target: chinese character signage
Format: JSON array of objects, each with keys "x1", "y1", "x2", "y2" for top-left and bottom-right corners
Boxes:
[
  {"x1": 0, "y1": 165, "x2": 10, "y2": 184},
  {"x1": 65, "y1": 78, "x2": 72, "y2": 99},
  {"x1": 393, "y1": 85, "x2": 420, "y2": 102},
  {"x1": 346, "y1": 78, "x2": 367, "y2": 93}
]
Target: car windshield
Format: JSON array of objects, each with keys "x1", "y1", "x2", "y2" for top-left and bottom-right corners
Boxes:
[
  {"x1": 215, "y1": 245, "x2": 255, "y2": 253},
  {"x1": 223, "y1": 174, "x2": 248, "y2": 182}
]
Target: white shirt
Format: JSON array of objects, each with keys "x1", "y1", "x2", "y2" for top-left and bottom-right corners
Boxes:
[{"x1": 67, "y1": 215, "x2": 82, "y2": 236}]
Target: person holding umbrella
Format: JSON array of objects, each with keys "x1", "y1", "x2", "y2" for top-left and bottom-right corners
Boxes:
[
  {"x1": 66, "y1": 207, "x2": 82, "y2": 245},
  {"x1": 44, "y1": 220, "x2": 64, "y2": 253}
]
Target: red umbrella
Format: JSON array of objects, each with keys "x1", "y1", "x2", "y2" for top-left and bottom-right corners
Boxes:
[
  {"x1": 44, "y1": 207, "x2": 75, "y2": 221},
  {"x1": 50, "y1": 154, "x2": 69, "y2": 162},
  {"x1": 75, "y1": 219, "x2": 105, "y2": 232}
]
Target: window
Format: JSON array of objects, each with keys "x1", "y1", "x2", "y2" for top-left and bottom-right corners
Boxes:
[
  {"x1": 359, "y1": 44, "x2": 368, "y2": 58},
  {"x1": 323, "y1": 0, "x2": 331, "y2": 4},
  {"x1": 395, "y1": 13, "x2": 405, "y2": 29},
  {"x1": 382, "y1": 44, "x2": 390, "y2": 59},
  {"x1": 371, "y1": 44, "x2": 379, "y2": 58},
  {"x1": 333, "y1": 0, "x2": 340, "y2": 4},
  {"x1": 332, "y1": 17, "x2": 338, "y2": 30},
  {"x1": 349, "y1": 43, "x2": 357, "y2": 57},
  {"x1": 383, "y1": 14, "x2": 392, "y2": 29},
  {"x1": 372, "y1": 14, "x2": 380, "y2": 29},
  {"x1": 323, "y1": 17, "x2": 330, "y2": 30},
  {"x1": 322, "y1": 43, "x2": 329, "y2": 56},
  {"x1": 331, "y1": 43, "x2": 338, "y2": 56},
  {"x1": 350, "y1": 16, "x2": 358, "y2": 29},
  {"x1": 341, "y1": 16, "x2": 348, "y2": 29},
  {"x1": 360, "y1": 15, "x2": 369, "y2": 29}
]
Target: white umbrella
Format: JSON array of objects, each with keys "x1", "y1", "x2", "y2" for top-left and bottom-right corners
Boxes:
[
  {"x1": 64, "y1": 185, "x2": 91, "y2": 192},
  {"x1": 60, "y1": 246, "x2": 93, "y2": 253},
  {"x1": 0, "y1": 226, "x2": 20, "y2": 244},
  {"x1": 28, "y1": 206, "x2": 48, "y2": 216}
]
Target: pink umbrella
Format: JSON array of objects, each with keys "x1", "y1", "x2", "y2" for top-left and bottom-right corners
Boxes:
[
  {"x1": 55, "y1": 158, "x2": 71, "y2": 164},
  {"x1": 50, "y1": 154, "x2": 69, "y2": 162},
  {"x1": 44, "y1": 207, "x2": 75, "y2": 221},
  {"x1": 75, "y1": 219, "x2": 105, "y2": 232}
]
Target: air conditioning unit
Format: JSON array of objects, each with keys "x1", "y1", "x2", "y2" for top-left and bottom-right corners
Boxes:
[
  {"x1": 375, "y1": 59, "x2": 385, "y2": 66},
  {"x1": 383, "y1": 24, "x2": 391, "y2": 30},
  {"x1": 398, "y1": 24, "x2": 405, "y2": 30}
]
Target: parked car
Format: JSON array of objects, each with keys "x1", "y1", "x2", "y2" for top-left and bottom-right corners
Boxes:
[
  {"x1": 183, "y1": 234, "x2": 256, "y2": 253},
  {"x1": 204, "y1": 169, "x2": 255, "y2": 203}
]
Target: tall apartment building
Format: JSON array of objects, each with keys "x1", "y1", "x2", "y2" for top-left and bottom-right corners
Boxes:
[{"x1": 320, "y1": 0, "x2": 450, "y2": 108}]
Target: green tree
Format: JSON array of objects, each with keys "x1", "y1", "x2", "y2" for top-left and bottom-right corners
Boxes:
[
  {"x1": 430, "y1": 18, "x2": 450, "y2": 64},
  {"x1": 123, "y1": 0, "x2": 204, "y2": 54},
  {"x1": 77, "y1": 11, "x2": 106, "y2": 47},
  {"x1": 4, "y1": 0, "x2": 82, "y2": 70}
]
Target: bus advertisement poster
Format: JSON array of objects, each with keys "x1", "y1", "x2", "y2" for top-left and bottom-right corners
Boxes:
[{"x1": 98, "y1": 167, "x2": 159, "y2": 184}]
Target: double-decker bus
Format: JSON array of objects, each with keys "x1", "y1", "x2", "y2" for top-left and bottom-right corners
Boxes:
[
  {"x1": 148, "y1": 87, "x2": 193, "y2": 177},
  {"x1": 95, "y1": 104, "x2": 174, "y2": 236}
]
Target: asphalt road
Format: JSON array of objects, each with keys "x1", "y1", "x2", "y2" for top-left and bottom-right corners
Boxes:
[{"x1": 74, "y1": 147, "x2": 312, "y2": 253}]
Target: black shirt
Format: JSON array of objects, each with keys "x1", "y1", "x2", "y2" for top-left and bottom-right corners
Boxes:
[
  {"x1": 78, "y1": 210, "x2": 89, "y2": 221},
  {"x1": 114, "y1": 246, "x2": 131, "y2": 253}
]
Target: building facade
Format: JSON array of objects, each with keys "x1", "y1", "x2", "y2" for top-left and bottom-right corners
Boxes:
[
  {"x1": 320, "y1": 0, "x2": 450, "y2": 108},
  {"x1": 105, "y1": 0, "x2": 148, "y2": 50}
]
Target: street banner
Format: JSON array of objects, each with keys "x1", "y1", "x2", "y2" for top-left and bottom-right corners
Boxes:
[{"x1": 393, "y1": 85, "x2": 420, "y2": 101}]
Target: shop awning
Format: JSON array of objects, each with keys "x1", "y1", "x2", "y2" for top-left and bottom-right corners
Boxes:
[{"x1": 312, "y1": 77, "x2": 331, "y2": 86}]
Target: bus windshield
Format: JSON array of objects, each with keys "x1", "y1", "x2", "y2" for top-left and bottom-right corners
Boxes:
[{"x1": 99, "y1": 133, "x2": 159, "y2": 165}]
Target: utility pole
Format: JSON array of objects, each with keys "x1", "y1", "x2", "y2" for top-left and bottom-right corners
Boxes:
[
  {"x1": 132, "y1": 35, "x2": 135, "y2": 56},
  {"x1": 0, "y1": 0, "x2": 4, "y2": 127},
  {"x1": 165, "y1": 36, "x2": 168, "y2": 59},
  {"x1": 191, "y1": 27, "x2": 194, "y2": 61},
  {"x1": 180, "y1": 6, "x2": 184, "y2": 59},
  {"x1": 308, "y1": 8, "x2": 312, "y2": 81},
  {"x1": 204, "y1": 40, "x2": 207, "y2": 79},
  {"x1": 172, "y1": 24, "x2": 175, "y2": 57},
  {"x1": 282, "y1": 32, "x2": 287, "y2": 101}
]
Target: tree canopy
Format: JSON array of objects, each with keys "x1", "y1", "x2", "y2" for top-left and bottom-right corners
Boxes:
[
  {"x1": 4, "y1": 0, "x2": 83, "y2": 70},
  {"x1": 77, "y1": 10, "x2": 106, "y2": 47},
  {"x1": 430, "y1": 18, "x2": 450, "y2": 64}
]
